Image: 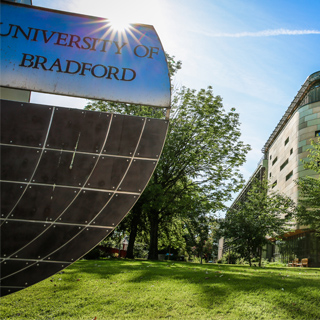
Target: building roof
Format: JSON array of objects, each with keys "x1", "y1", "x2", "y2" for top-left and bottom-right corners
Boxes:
[
  {"x1": 230, "y1": 159, "x2": 267, "y2": 209},
  {"x1": 262, "y1": 71, "x2": 320, "y2": 154}
]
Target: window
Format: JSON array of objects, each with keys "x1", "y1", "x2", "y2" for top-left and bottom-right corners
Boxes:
[
  {"x1": 286, "y1": 171, "x2": 293, "y2": 181},
  {"x1": 270, "y1": 155, "x2": 272, "y2": 160},
  {"x1": 272, "y1": 157, "x2": 278, "y2": 166},
  {"x1": 285, "y1": 137, "x2": 289, "y2": 146},
  {"x1": 280, "y1": 159, "x2": 289, "y2": 171},
  {"x1": 269, "y1": 172, "x2": 272, "y2": 178},
  {"x1": 272, "y1": 180, "x2": 277, "y2": 188},
  {"x1": 290, "y1": 148, "x2": 293, "y2": 155},
  {"x1": 315, "y1": 130, "x2": 320, "y2": 137}
]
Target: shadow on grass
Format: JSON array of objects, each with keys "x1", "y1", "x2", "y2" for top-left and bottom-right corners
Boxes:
[{"x1": 20, "y1": 259, "x2": 320, "y2": 319}]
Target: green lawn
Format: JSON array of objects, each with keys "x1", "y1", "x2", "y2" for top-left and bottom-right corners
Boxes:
[{"x1": 1, "y1": 259, "x2": 320, "y2": 320}]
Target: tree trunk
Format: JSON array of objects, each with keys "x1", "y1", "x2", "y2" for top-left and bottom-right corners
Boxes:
[
  {"x1": 247, "y1": 244, "x2": 252, "y2": 267},
  {"x1": 125, "y1": 203, "x2": 143, "y2": 259},
  {"x1": 126, "y1": 217, "x2": 139, "y2": 259},
  {"x1": 148, "y1": 210, "x2": 159, "y2": 260},
  {"x1": 259, "y1": 246, "x2": 262, "y2": 267}
]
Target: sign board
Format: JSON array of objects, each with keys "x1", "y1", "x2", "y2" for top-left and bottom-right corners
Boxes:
[{"x1": 0, "y1": 1, "x2": 171, "y2": 107}]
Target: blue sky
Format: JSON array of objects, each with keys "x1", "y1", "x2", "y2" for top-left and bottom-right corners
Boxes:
[{"x1": 31, "y1": 0, "x2": 320, "y2": 195}]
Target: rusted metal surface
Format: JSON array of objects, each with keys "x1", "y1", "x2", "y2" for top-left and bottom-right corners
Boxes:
[{"x1": 0, "y1": 100, "x2": 169, "y2": 296}]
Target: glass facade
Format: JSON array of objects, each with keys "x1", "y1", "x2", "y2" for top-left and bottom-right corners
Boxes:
[
  {"x1": 299, "y1": 80, "x2": 320, "y2": 107},
  {"x1": 273, "y1": 232, "x2": 320, "y2": 267},
  {"x1": 226, "y1": 72, "x2": 320, "y2": 267},
  {"x1": 5, "y1": 0, "x2": 32, "y2": 4}
]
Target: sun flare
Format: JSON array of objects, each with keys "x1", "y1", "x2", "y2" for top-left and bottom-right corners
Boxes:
[{"x1": 108, "y1": 17, "x2": 131, "y2": 33}]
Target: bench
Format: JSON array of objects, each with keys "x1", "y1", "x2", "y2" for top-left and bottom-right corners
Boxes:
[
  {"x1": 288, "y1": 258, "x2": 299, "y2": 267},
  {"x1": 296, "y1": 258, "x2": 308, "y2": 267}
]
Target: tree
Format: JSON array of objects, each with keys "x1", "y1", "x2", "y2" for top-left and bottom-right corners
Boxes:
[
  {"x1": 86, "y1": 56, "x2": 251, "y2": 260},
  {"x1": 141, "y1": 86, "x2": 250, "y2": 259},
  {"x1": 120, "y1": 199, "x2": 147, "y2": 259},
  {"x1": 296, "y1": 138, "x2": 320, "y2": 234},
  {"x1": 184, "y1": 215, "x2": 216, "y2": 264},
  {"x1": 222, "y1": 177, "x2": 296, "y2": 266},
  {"x1": 158, "y1": 215, "x2": 188, "y2": 258},
  {"x1": 176, "y1": 186, "x2": 214, "y2": 263},
  {"x1": 85, "y1": 54, "x2": 182, "y2": 259}
]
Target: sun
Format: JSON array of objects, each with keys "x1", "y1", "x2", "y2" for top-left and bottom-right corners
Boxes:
[{"x1": 108, "y1": 17, "x2": 131, "y2": 32}]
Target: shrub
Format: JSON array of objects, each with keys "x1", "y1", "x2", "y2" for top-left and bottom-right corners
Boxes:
[
  {"x1": 192, "y1": 256, "x2": 201, "y2": 264},
  {"x1": 83, "y1": 248, "x2": 101, "y2": 260},
  {"x1": 133, "y1": 242, "x2": 148, "y2": 259},
  {"x1": 222, "y1": 251, "x2": 240, "y2": 264},
  {"x1": 236, "y1": 257, "x2": 249, "y2": 265}
]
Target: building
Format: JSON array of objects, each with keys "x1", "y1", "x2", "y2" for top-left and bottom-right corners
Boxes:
[{"x1": 221, "y1": 71, "x2": 320, "y2": 266}]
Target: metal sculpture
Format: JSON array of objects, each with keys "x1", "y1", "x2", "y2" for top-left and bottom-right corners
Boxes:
[{"x1": 0, "y1": 100, "x2": 169, "y2": 296}]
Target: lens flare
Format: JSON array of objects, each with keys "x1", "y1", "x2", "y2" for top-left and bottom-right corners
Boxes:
[{"x1": 108, "y1": 17, "x2": 131, "y2": 32}]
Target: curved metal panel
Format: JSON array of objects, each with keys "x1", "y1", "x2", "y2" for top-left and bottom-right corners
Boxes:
[
  {"x1": 0, "y1": 146, "x2": 41, "y2": 182},
  {"x1": 32, "y1": 150, "x2": 97, "y2": 186},
  {"x1": 85, "y1": 156, "x2": 130, "y2": 190},
  {"x1": 103, "y1": 114, "x2": 145, "y2": 156},
  {"x1": 0, "y1": 100, "x2": 169, "y2": 296},
  {"x1": 1, "y1": 220, "x2": 51, "y2": 257},
  {"x1": 9, "y1": 185, "x2": 79, "y2": 221},
  {"x1": 59, "y1": 190, "x2": 112, "y2": 224},
  {"x1": 119, "y1": 159, "x2": 157, "y2": 193},
  {"x1": 0, "y1": 182, "x2": 26, "y2": 218},
  {"x1": 16, "y1": 225, "x2": 86, "y2": 260},
  {"x1": 46, "y1": 108, "x2": 111, "y2": 153},
  {"x1": 93, "y1": 194, "x2": 139, "y2": 227},
  {"x1": 1, "y1": 261, "x2": 71, "y2": 290},
  {"x1": 44, "y1": 227, "x2": 112, "y2": 262},
  {"x1": 1, "y1": 260, "x2": 30, "y2": 279},
  {"x1": 0, "y1": 100, "x2": 52, "y2": 147},
  {"x1": 136, "y1": 118, "x2": 169, "y2": 158}
]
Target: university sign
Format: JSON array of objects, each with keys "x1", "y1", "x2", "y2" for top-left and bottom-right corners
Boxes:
[
  {"x1": 0, "y1": 1, "x2": 171, "y2": 297},
  {"x1": 0, "y1": 1, "x2": 171, "y2": 107}
]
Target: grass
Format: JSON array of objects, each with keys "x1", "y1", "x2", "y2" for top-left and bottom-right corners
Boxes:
[{"x1": 1, "y1": 259, "x2": 320, "y2": 320}]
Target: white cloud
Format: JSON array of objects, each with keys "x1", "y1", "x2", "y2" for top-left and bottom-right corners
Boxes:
[{"x1": 206, "y1": 29, "x2": 320, "y2": 38}]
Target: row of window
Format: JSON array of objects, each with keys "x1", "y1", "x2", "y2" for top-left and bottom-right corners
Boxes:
[
  {"x1": 269, "y1": 136, "x2": 290, "y2": 161},
  {"x1": 272, "y1": 156, "x2": 277, "y2": 166},
  {"x1": 270, "y1": 155, "x2": 293, "y2": 177},
  {"x1": 269, "y1": 153, "x2": 292, "y2": 178},
  {"x1": 270, "y1": 130, "x2": 319, "y2": 162},
  {"x1": 270, "y1": 126, "x2": 319, "y2": 162},
  {"x1": 280, "y1": 158, "x2": 289, "y2": 171},
  {"x1": 269, "y1": 130, "x2": 319, "y2": 185},
  {"x1": 271, "y1": 170, "x2": 293, "y2": 188},
  {"x1": 284, "y1": 137, "x2": 289, "y2": 146},
  {"x1": 269, "y1": 157, "x2": 288, "y2": 178},
  {"x1": 271, "y1": 148, "x2": 293, "y2": 167}
]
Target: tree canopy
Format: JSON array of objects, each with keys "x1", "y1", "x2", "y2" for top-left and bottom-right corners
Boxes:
[
  {"x1": 296, "y1": 138, "x2": 320, "y2": 234},
  {"x1": 85, "y1": 55, "x2": 251, "y2": 260},
  {"x1": 222, "y1": 177, "x2": 296, "y2": 266}
]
